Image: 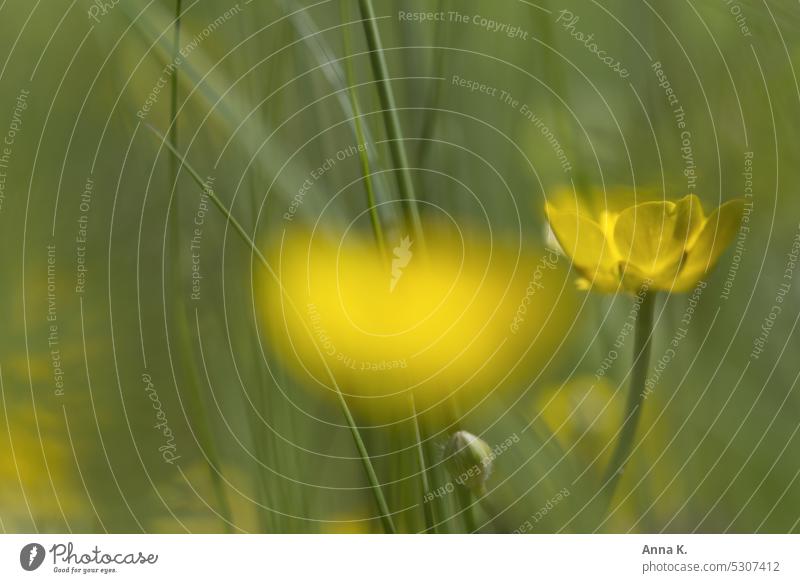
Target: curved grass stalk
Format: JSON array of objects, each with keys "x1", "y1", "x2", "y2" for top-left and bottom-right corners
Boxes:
[
  {"x1": 168, "y1": 0, "x2": 182, "y2": 185},
  {"x1": 117, "y1": 1, "x2": 306, "y2": 199},
  {"x1": 340, "y1": 2, "x2": 438, "y2": 533},
  {"x1": 409, "y1": 393, "x2": 437, "y2": 533},
  {"x1": 165, "y1": 1, "x2": 233, "y2": 532},
  {"x1": 357, "y1": 0, "x2": 425, "y2": 246},
  {"x1": 146, "y1": 124, "x2": 396, "y2": 533},
  {"x1": 341, "y1": 2, "x2": 386, "y2": 260},
  {"x1": 415, "y1": 0, "x2": 446, "y2": 169},
  {"x1": 278, "y1": 0, "x2": 395, "y2": 220}
]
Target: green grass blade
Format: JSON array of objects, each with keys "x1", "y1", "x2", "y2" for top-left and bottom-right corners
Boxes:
[
  {"x1": 357, "y1": 0, "x2": 425, "y2": 246},
  {"x1": 341, "y1": 0, "x2": 387, "y2": 259},
  {"x1": 145, "y1": 123, "x2": 397, "y2": 533}
]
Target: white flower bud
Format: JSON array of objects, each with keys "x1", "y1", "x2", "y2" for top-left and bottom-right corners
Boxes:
[{"x1": 443, "y1": 430, "x2": 493, "y2": 496}]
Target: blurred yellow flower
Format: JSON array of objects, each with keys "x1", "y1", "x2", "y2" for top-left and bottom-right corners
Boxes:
[
  {"x1": 536, "y1": 376, "x2": 621, "y2": 467},
  {"x1": 0, "y1": 407, "x2": 90, "y2": 530},
  {"x1": 545, "y1": 193, "x2": 744, "y2": 293},
  {"x1": 534, "y1": 375, "x2": 687, "y2": 528},
  {"x1": 260, "y1": 224, "x2": 576, "y2": 416}
]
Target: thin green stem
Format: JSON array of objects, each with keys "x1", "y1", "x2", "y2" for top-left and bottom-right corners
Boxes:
[
  {"x1": 409, "y1": 394, "x2": 436, "y2": 533},
  {"x1": 357, "y1": 0, "x2": 425, "y2": 247},
  {"x1": 457, "y1": 487, "x2": 477, "y2": 533},
  {"x1": 476, "y1": 493, "x2": 511, "y2": 533},
  {"x1": 146, "y1": 124, "x2": 396, "y2": 533},
  {"x1": 415, "y1": 0, "x2": 445, "y2": 169},
  {"x1": 175, "y1": 325, "x2": 234, "y2": 530},
  {"x1": 423, "y1": 433, "x2": 449, "y2": 533},
  {"x1": 345, "y1": 3, "x2": 431, "y2": 534},
  {"x1": 168, "y1": 0, "x2": 182, "y2": 185},
  {"x1": 335, "y1": 390, "x2": 396, "y2": 534},
  {"x1": 165, "y1": 1, "x2": 233, "y2": 532},
  {"x1": 342, "y1": 1, "x2": 387, "y2": 260},
  {"x1": 151, "y1": 124, "x2": 269, "y2": 267},
  {"x1": 602, "y1": 290, "x2": 657, "y2": 508}
]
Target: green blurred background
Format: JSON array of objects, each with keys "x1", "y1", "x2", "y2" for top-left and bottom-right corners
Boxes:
[{"x1": 0, "y1": 0, "x2": 799, "y2": 533}]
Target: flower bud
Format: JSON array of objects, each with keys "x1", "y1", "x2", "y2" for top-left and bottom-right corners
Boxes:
[{"x1": 443, "y1": 430, "x2": 493, "y2": 495}]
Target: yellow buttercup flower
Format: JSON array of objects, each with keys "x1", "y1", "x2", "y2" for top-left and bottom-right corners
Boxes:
[
  {"x1": 259, "y1": 224, "x2": 575, "y2": 417},
  {"x1": 545, "y1": 193, "x2": 744, "y2": 293}
]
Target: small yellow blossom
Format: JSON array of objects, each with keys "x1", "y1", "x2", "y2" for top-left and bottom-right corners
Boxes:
[{"x1": 545, "y1": 193, "x2": 744, "y2": 293}]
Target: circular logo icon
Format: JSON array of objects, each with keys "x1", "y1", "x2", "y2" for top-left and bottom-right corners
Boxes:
[{"x1": 20, "y1": 543, "x2": 46, "y2": 571}]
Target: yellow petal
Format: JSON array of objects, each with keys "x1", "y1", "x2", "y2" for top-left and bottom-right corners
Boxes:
[
  {"x1": 545, "y1": 203, "x2": 617, "y2": 278},
  {"x1": 673, "y1": 194, "x2": 706, "y2": 249},
  {"x1": 674, "y1": 198, "x2": 744, "y2": 290},
  {"x1": 613, "y1": 200, "x2": 684, "y2": 276},
  {"x1": 620, "y1": 259, "x2": 683, "y2": 292},
  {"x1": 576, "y1": 268, "x2": 621, "y2": 293}
]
